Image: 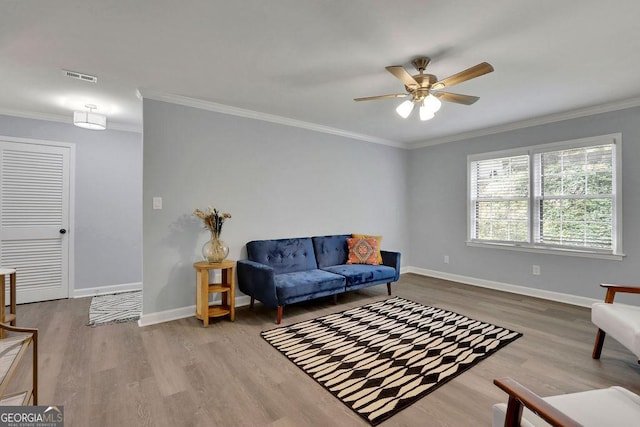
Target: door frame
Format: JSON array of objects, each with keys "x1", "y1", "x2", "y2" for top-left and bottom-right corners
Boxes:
[{"x1": 0, "y1": 135, "x2": 76, "y2": 299}]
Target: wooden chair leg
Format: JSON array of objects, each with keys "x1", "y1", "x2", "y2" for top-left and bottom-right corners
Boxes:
[
  {"x1": 249, "y1": 297, "x2": 255, "y2": 309},
  {"x1": 276, "y1": 306, "x2": 283, "y2": 325},
  {"x1": 386, "y1": 282, "x2": 391, "y2": 296},
  {"x1": 592, "y1": 329, "x2": 606, "y2": 359},
  {"x1": 504, "y1": 395, "x2": 524, "y2": 427}
]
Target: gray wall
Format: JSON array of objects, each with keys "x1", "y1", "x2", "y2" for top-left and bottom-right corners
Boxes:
[
  {"x1": 142, "y1": 99, "x2": 409, "y2": 314},
  {"x1": 4, "y1": 101, "x2": 636, "y2": 312},
  {"x1": 0, "y1": 114, "x2": 143, "y2": 291},
  {"x1": 407, "y1": 106, "x2": 640, "y2": 301}
]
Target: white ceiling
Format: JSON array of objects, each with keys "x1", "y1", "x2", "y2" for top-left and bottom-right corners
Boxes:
[{"x1": 2, "y1": 1, "x2": 640, "y2": 146}]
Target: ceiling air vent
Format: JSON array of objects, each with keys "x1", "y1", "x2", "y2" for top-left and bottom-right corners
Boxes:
[{"x1": 63, "y1": 69, "x2": 98, "y2": 83}]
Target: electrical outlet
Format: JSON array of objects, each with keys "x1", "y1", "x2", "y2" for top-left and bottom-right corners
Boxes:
[
  {"x1": 444, "y1": 255, "x2": 450, "y2": 264},
  {"x1": 532, "y1": 265, "x2": 541, "y2": 275}
]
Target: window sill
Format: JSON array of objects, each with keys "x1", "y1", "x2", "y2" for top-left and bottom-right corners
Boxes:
[{"x1": 466, "y1": 241, "x2": 625, "y2": 261}]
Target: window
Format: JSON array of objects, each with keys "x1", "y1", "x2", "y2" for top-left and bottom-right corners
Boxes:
[
  {"x1": 470, "y1": 154, "x2": 529, "y2": 243},
  {"x1": 468, "y1": 134, "x2": 622, "y2": 258}
]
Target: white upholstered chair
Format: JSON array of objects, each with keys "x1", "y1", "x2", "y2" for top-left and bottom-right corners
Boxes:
[
  {"x1": 591, "y1": 283, "x2": 640, "y2": 363},
  {"x1": 492, "y1": 377, "x2": 640, "y2": 427}
]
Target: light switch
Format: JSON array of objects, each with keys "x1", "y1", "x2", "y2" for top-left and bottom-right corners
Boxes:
[{"x1": 152, "y1": 197, "x2": 162, "y2": 210}]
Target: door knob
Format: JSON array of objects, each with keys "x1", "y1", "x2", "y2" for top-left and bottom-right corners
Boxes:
[{"x1": 59, "y1": 229, "x2": 67, "y2": 234}]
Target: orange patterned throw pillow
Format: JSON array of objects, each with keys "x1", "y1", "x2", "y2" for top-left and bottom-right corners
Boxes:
[
  {"x1": 346, "y1": 237, "x2": 380, "y2": 265},
  {"x1": 352, "y1": 233, "x2": 383, "y2": 264}
]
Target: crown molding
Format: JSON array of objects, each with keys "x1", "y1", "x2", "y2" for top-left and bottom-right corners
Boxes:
[
  {"x1": 139, "y1": 90, "x2": 407, "y2": 149},
  {"x1": 0, "y1": 108, "x2": 142, "y2": 133},
  {"x1": 9, "y1": 93, "x2": 638, "y2": 149},
  {"x1": 408, "y1": 96, "x2": 640, "y2": 149}
]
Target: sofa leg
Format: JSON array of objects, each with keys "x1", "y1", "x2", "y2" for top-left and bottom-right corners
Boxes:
[
  {"x1": 592, "y1": 329, "x2": 606, "y2": 359},
  {"x1": 332, "y1": 294, "x2": 338, "y2": 305},
  {"x1": 386, "y1": 282, "x2": 391, "y2": 296},
  {"x1": 250, "y1": 297, "x2": 255, "y2": 309},
  {"x1": 276, "y1": 306, "x2": 283, "y2": 325}
]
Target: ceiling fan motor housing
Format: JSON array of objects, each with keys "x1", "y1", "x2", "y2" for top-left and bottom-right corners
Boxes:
[{"x1": 406, "y1": 74, "x2": 437, "y2": 101}]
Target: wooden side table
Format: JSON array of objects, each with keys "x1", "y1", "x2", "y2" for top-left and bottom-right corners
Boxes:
[
  {"x1": 0, "y1": 268, "x2": 17, "y2": 339},
  {"x1": 193, "y1": 260, "x2": 235, "y2": 326}
]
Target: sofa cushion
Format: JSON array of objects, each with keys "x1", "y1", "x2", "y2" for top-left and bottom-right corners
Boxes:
[
  {"x1": 247, "y1": 238, "x2": 318, "y2": 275},
  {"x1": 346, "y1": 237, "x2": 379, "y2": 265},
  {"x1": 312, "y1": 234, "x2": 350, "y2": 268},
  {"x1": 322, "y1": 264, "x2": 396, "y2": 288},
  {"x1": 275, "y1": 269, "x2": 345, "y2": 302}
]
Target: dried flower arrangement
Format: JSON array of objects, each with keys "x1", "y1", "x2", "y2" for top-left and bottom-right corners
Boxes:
[{"x1": 193, "y1": 207, "x2": 232, "y2": 239}]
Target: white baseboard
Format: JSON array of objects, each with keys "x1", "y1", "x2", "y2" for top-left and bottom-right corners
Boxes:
[
  {"x1": 403, "y1": 266, "x2": 599, "y2": 308},
  {"x1": 134, "y1": 265, "x2": 600, "y2": 327},
  {"x1": 399, "y1": 266, "x2": 411, "y2": 275},
  {"x1": 73, "y1": 282, "x2": 142, "y2": 298},
  {"x1": 138, "y1": 295, "x2": 252, "y2": 327},
  {"x1": 138, "y1": 305, "x2": 195, "y2": 327}
]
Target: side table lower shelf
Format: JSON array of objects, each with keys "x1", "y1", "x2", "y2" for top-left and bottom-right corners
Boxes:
[
  {"x1": 193, "y1": 261, "x2": 236, "y2": 326},
  {"x1": 208, "y1": 305, "x2": 232, "y2": 318}
]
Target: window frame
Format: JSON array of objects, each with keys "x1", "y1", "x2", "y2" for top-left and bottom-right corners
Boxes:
[{"x1": 467, "y1": 133, "x2": 623, "y2": 260}]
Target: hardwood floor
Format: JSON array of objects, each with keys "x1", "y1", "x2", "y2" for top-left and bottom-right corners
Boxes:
[{"x1": 9, "y1": 273, "x2": 640, "y2": 426}]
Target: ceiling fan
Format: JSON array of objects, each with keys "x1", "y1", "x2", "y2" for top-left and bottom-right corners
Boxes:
[{"x1": 354, "y1": 57, "x2": 494, "y2": 121}]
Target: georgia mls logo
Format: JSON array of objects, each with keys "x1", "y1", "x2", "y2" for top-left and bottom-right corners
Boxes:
[{"x1": 0, "y1": 405, "x2": 64, "y2": 426}]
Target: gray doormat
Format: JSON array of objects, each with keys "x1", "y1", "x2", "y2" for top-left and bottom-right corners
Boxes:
[{"x1": 88, "y1": 291, "x2": 142, "y2": 326}]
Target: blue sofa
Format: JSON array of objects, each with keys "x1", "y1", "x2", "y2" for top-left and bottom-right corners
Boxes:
[{"x1": 237, "y1": 234, "x2": 401, "y2": 324}]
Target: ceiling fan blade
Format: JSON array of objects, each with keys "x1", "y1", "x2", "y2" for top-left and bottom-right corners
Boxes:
[
  {"x1": 354, "y1": 93, "x2": 407, "y2": 102},
  {"x1": 431, "y1": 62, "x2": 494, "y2": 90},
  {"x1": 433, "y1": 92, "x2": 480, "y2": 105},
  {"x1": 385, "y1": 66, "x2": 419, "y2": 87}
]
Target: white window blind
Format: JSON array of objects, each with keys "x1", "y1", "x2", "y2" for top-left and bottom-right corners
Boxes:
[
  {"x1": 470, "y1": 155, "x2": 529, "y2": 243},
  {"x1": 468, "y1": 134, "x2": 621, "y2": 257}
]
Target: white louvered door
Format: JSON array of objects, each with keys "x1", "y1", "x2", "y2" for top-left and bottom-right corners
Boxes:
[{"x1": 0, "y1": 139, "x2": 70, "y2": 303}]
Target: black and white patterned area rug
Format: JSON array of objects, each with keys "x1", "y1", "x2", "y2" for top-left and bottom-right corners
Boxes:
[
  {"x1": 261, "y1": 297, "x2": 522, "y2": 426},
  {"x1": 88, "y1": 291, "x2": 142, "y2": 326}
]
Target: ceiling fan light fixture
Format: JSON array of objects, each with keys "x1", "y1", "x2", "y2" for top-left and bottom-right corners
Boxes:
[
  {"x1": 355, "y1": 56, "x2": 494, "y2": 122},
  {"x1": 423, "y1": 93, "x2": 442, "y2": 113},
  {"x1": 73, "y1": 104, "x2": 107, "y2": 130},
  {"x1": 419, "y1": 104, "x2": 435, "y2": 121},
  {"x1": 396, "y1": 100, "x2": 414, "y2": 118}
]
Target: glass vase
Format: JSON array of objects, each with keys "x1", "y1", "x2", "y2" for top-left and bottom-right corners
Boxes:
[{"x1": 202, "y1": 234, "x2": 229, "y2": 263}]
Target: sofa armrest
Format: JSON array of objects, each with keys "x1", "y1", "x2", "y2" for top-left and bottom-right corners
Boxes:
[
  {"x1": 237, "y1": 260, "x2": 279, "y2": 308},
  {"x1": 600, "y1": 283, "x2": 640, "y2": 303},
  {"x1": 381, "y1": 250, "x2": 401, "y2": 281}
]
